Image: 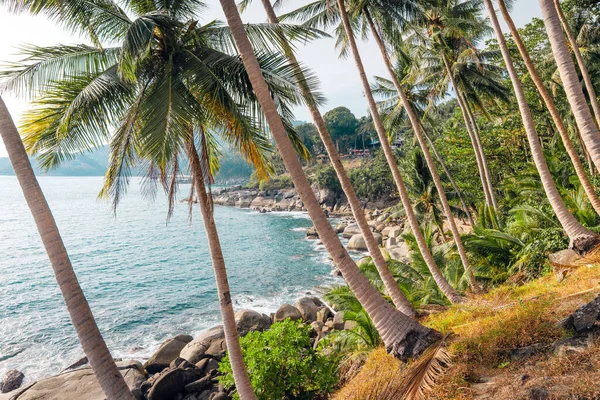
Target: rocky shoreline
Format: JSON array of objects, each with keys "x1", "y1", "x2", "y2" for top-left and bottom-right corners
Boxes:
[{"x1": 0, "y1": 297, "x2": 356, "y2": 400}]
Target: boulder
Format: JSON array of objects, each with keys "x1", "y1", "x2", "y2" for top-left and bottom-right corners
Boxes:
[
  {"x1": 147, "y1": 367, "x2": 204, "y2": 400},
  {"x1": 0, "y1": 361, "x2": 145, "y2": 400},
  {"x1": 185, "y1": 375, "x2": 214, "y2": 393},
  {"x1": 204, "y1": 338, "x2": 227, "y2": 360},
  {"x1": 562, "y1": 294, "x2": 600, "y2": 334},
  {"x1": 387, "y1": 242, "x2": 410, "y2": 261},
  {"x1": 0, "y1": 370, "x2": 24, "y2": 393},
  {"x1": 347, "y1": 233, "x2": 382, "y2": 251},
  {"x1": 311, "y1": 321, "x2": 324, "y2": 334},
  {"x1": 382, "y1": 225, "x2": 402, "y2": 238},
  {"x1": 145, "y1": 335, "x2": 194, "y2": 374},
  {"x1": 548, "y1": 249, "x2": 580, "y2": 266},
  {"x1": 235, "y1": 310, "x2": 271, "y2": 336},
  {"x1": 334, "y1": 224, "x2": 346, "y2": 234},
  {"x1": 344, "y1": 320, "x2": 357, "y2": 330},
  {"x1": 195, "y1": 358, "x2": 220, "y2": 375},
  {"x1": 385, "y1": 236, "x2": 396, "y2": 249},
  {"x1": 294, "y1": 297, "x2": 319, "y2": 322},
  {"x1": 333, "y1": 311, "x2": 345, "y2": 330},
  {"x1": 210, "y1": 393, "x2": 230, "y2": 400},
  {"x1": 274, "y1": 304, "x2": 302, "y2": 322},
  {"x1": 342, "y1": 224, "x2": 361, "y2": 238},
  {"x1": 180, "y1": 326, "x2": 225, "y2": 364},
  {"x1": 305, "y1": 227, "x2": 319, "y2": 239},
  {"x1": 316, "y1": 307, "x2": 333, "y2": 323}
]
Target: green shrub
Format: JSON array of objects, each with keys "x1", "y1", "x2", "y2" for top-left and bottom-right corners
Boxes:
[
  {"x1": 348, "y1": 151, "x2": 395, "y2": 202},
  {"x1": 219, "y1": 320, "x2": 339, "y2": 400},
  {"x1": 311, "y1": 165, "x2": 341, "y2": 194}
]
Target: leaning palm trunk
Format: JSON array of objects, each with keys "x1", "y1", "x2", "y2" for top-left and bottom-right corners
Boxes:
[
  {"x1": 538, "y1": 0, "x2": 600, "y2": 172},
  {"x1": 498, "y1": 0, "x2": 600, "y2": 216},
  {"x1": 483, "y1": 0, "x2": 599, "y2": 253},
  {"x1": 364, "y1": 9, "x2": 478, "y2": 292},
  {"x1": 217, "y1": 0, "x2": 441, "y2": 360},
  {"x1": 441, "y1": 55, "x2": 495, "y2": 208},
  {"x1": 259, "y1": 0, "x2": 415, "y2": 316},
  {"x1": 422, "y1": 123, "x2": 474, "y2": 226},
  {"x1": 186, "y1": 139, "x2": 256, "y2": 399},
  {"x1": 554, "y1": 0, "x2": 600, "y2": 127},
  {"x1": 336, "y1": 0, "x2": 463, "y2": 303},
  {"x1": 0, "y1": 97, "x2": 134, "y2": 400},
  {"x1": 463, "y1": 97, "x2": 497, "y2": 209}
]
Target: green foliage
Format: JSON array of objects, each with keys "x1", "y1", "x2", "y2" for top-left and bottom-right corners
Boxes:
[
  {"x1": 219, "y1": 320, "x2": 338, "y2": 400},
  {"x1": 310, "y1": 165, "x2": 341, "y2": 194},
  {"x1": 348, "y1": 151, "x2": 395, "y2": 202},
  {"x1": 323, "y1": 106, "x2": 359, "y2": 153}
]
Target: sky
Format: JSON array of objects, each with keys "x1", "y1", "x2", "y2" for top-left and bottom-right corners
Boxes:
[{"x1": 0, "y1": 0, "x2": 542, "y2": 157}]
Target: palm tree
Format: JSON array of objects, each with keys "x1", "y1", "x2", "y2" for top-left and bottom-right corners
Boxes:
[
  {"x1": 538, "y1": 0, "x2": 600, "y2": 172},
  {"x1": 216, "y1": 0, "x2": 442, "y2": 361},
  {"x1": 482, "y1": 0, "x2": 599, "y2": 254},
  {"x1": 496, "y1": 0, "x2": 600, "y2": 216},
  {"x1": 282, "y1": 0, "x2": 465, "y2": 303},
  {"x1": 0, "y1": 2, "x2": 321, "y2": 396},
  {"x1": 411, "y1": 0, "x2": 501, "y2": 209},
  {"x1": 0, "y1": 97, "x2": 134, "y2": 400},
  {"x1": 246, "y1": 0, "x2": 415, "y2": 316},
  {"x1": 554, "y1": 0, "x2": 600, "y2": 126},
  {"x1": 361, "y1": 2, "x2": 478, "y2": 292}
]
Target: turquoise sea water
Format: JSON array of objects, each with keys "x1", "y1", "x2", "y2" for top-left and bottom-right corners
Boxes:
[{"x1": 0, "y1": 176, "x2": 338, "y2": 381}]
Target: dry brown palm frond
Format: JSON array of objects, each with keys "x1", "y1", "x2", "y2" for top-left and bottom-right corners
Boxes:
[
  {"x1": 397, "y1": 333, "x2": 452, "y2": 400},
  {"x1": 574, "y1": 244, "x2": 600, "y2": 267}
]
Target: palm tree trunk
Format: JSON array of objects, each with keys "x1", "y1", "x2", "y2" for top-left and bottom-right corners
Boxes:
[
  {"x1": 216, "y1": 0, "x2": 441, "y2": 360},
  {"x1": 336, "y1": 0, "x2": 463, "y2": 303},
  {"x1": 538, "y1": 0, "x2": 600, "y2": 172},
  {"x1": 186, "y1": 139, "x2": 256, "y2": 400},
  {"x1": 554, "y1": 0, "x2": 600, "y2": 126},
  {"x1": 463, "y1": 96, "x2": 498, "y2": 209},
  {"x1": 498, "y1": 0, "x2": 600, "y2": 216},
  {"x1": 259, "y1": 0, "x2": 415, "y2": 316},
  {"x1": 364, "y1": 9, "x2": 478, "y2": 292},
  {"x1": 483, "y1": 0, "x2": 599, "y2": 254},
  {"x1": 442, "y1": 55, "x2": 495, "y2": 208},
  {"x1": 0, "y1": 97, "x2": 134, "y2": 400},
  {"x1": 422, "y1": 122, "x2": 474, "y2": 226}
]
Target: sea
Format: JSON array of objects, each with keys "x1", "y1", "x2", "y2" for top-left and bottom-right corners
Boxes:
[{"x1": 0, "y1": 176, "x2": 343, "y2": 382}]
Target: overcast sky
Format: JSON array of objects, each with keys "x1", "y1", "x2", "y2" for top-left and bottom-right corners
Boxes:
[{"x1": 0, "y1": 0, "x2": 542, "y2": 157}]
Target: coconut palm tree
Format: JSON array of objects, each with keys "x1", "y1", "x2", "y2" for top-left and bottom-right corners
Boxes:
[
  {"x1": 538, "y1": 0, "x2": 600, "y2": 172},
  {"x1": 496, "y1": 0, "x2": 600, "y2": 216},
  {"x1": 282, "y1": 0, "x2": 465, "y2": 303},
  {"x1": 409, "y1": 0, "x2": 503, "y2": 209},
  {"x1": 482, "y1": 0, "x2": 599, "y2": 254},
  {"x1": 0, "y1": 97, "x2": 134, "y2": 400},
  {"x1": 216, "y1": 0, "x2": 442, "y2": 361},
  {"x1": 360, "y1": 1, "x2": 478, "y2": 292},
  {"x1": 554, "y1": 0, "x2": 600, "y2": 126},
  {"x1": 242, "y1": 0, "x2": 416, "y2": 316}
]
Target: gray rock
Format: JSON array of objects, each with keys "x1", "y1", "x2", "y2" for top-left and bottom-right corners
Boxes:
[
  {"x1": 346, "y1": 233, "x2": 382, "y2": 251},
  {"x1": 147, "y1": 367, "x2": 204, "y2": 400},
  {"x1": 385, "y1": 236, "x2": 396, "y2": 248},
  {"x1": 342, "y1": 224, "x2": 361, "y2": 238},
  {"x1": 205, "y1": 338, "x2": 227, "y2": 360},
  {"x1": 294, "y1": 297, "x2": 319, "y2": 322},
  {"x1": 210, "y1": 393, "x2": 230, "y2": 400},
  {"x1": 145, "y1": 335, "x2": 193, "y2": 374},
  {"x1": 316, "y1": 307, "x2": 332, "y2": 323},
  {"x1": 311, "y1": 321, "x2": 324, "y2": 333},
  {"x1": 181, "y1": 326, "x2": 225, "y2": 364},
  {"x1": 235, "y1": 309, "x2": 271, "y2": 336},
  {"x1": 344, "y1": 320, "x2": 357, "y2": 331},
  {"x1": 548, "y1": 249, "x2": 580, "y2": 267},
  {"x1": 529, "y1": 387, "x2": 550, "y2": 400},
  {"x1": 382, "y1": 225, "x2": 402, "y2": 238},
  {"x1": 333, "y1": 311, "x2": 345, "y2": 330},
  {"x1": 274, "y1": 304, "x2": 302, "y2": 322},
  {"x1": 196, "y1": 358, "x2": 220, "y2": 375},
  {"x1": 562, "y1": 294, "x2": 600, "y2": 334},
  {"x1": 0, "y1": 361, "x2": 145, "y2": 400},
  {"x1": 553, "y1": 335, "x2": 592, "y2": 356},
  {"x1": 185, "y1": 375, "x2": 214, "y2": 393},
  {"x1": 0, "y1": 370, "x2": 24, "y2": 393}
]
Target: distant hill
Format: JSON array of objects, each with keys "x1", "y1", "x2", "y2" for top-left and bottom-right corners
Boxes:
[
  {"x1": 0, "y1": 145, "x2": 253, "y2": 182},
  {"x1": 0, "y1": 147, "x2": 110, "y2": 176}
]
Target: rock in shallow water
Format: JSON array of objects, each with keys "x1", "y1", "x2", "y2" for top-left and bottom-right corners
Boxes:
[{"x1": 0, "y1": 369, "x2": 24, "y2": 393}]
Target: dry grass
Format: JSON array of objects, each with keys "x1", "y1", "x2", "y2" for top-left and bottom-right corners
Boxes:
[{"x1": 334, "y1": 264, "x2": 600, "y2": 399}]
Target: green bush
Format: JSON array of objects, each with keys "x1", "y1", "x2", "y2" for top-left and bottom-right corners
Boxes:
[
  {"x1": 348, "y1": 151, "x2": 395, "y2": 202},
  {"x1": 219, "y1": 320, "x2": 339, "y2": 400},
  {"x1": 311, "y1": 165, "x2": 341, "y2": 194}
]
